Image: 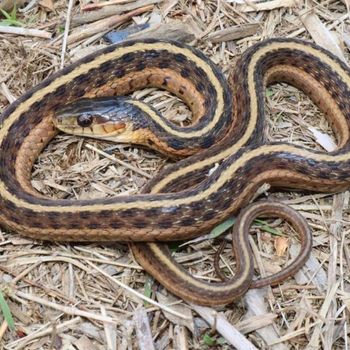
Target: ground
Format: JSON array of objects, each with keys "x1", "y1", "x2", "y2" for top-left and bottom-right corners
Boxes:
[{"x1": 0, "y1": 0, "x2": 349, "y2": 349}]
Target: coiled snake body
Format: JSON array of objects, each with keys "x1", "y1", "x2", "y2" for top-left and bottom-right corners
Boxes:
[{"x1": 1, "y1": 38, "x2": 350, "y2": 304}]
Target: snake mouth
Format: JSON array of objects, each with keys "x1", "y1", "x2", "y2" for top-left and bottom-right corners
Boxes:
[
  {"x1": 55, "y1": 121, "x2": 128, "y2": 138},
  {"x1": 54, "y1": 116, "x2": 151, "y2": 146}
]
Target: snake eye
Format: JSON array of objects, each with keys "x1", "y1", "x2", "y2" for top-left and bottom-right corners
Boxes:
[{"x1": 77, "y1": 114, "x2": 93, "y2": 127}]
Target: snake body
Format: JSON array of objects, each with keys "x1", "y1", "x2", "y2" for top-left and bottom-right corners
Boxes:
[
  {"x1": 1, "y1": 38, "x2": 350, "y2": 304},
  {"x1": 132, "y1": 201, "x2": 312, "y2": 305},
  {"x1": 0, "y1": 39, "x2": 234, "y2": 241}
]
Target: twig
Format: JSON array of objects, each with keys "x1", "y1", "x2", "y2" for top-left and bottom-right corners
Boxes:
[
  {"x1": 134, "y1": 308, "x2": 156, "y2": 350},
  {"x1": 18, "y1": 0, "x2": 38, "y2": 13},
  {"x1": 86, "y1": 260, "x2": 192, "y2": 320},
  {"x1": 243, "y1": 289, "x2": 287, "y2": 349},
  {"x1": 101, "y1": 306, "x2": 117, "y2": 350},
  {"x1": 13, "y1": 290, "x2": 120, "y2": 324},
  {"x1": 198, "y1": 0, "x2": 220, "y2": 39},
  {"x1": 72, "y1": 0, "x2": 162, "y2": 26},
  {"x1": 0, "y1": 82, "x2": 16, "y2": 103},
  {"x1": 0, "y1": 265, "x2": 81, "y2": 304},
  {"x1": 85, "y1": 144, "x2": 153, "y2": 179},
  {"x1": 208, "y1": 23, "x2": 261, "y2": 43},
  {"x1": 191, "y1": 304, "x2": 258, "y2": 350},
  {"x1": 67, "y1": 5, "x2": 153, "y2": 44},
  {"x1": 0, "y1": 25, "x2": 51, "y2": 38},
  {"x1": 82, "y1": 0, "x2": 137, "y2": 11},
  {"x1": 269, "y1": 322, "x2": 319, "y2": 345},
  {"x1": 128, "y1": 21, "x2": 195, "y2": 42},
  {"x1": 0, "y1": 321, "x2": 8, "y2": 342},
  {"x1": 60, "y1": 0, "x2": 75, "y2": 68},
  {"x1": 306, "y1": 281, "x2": 341, "y2": 349},
  {"x1": 239, "y1": 0, "x2": 297, "y2": 12},
  {"x1": 5, "y1": 317, "x2": 81, "y2": 350}
]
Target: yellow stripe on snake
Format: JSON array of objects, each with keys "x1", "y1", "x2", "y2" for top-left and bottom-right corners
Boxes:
[{"x1": 1, "y1": 38, "x2": 349, "y2": 305}]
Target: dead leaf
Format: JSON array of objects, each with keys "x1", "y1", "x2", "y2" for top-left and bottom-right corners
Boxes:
[
  {"x1": 274, "y1": 236, "x2": 289, "y2": 257},
  {"x1": 299, "y1": 7, "x2": 346, "y2": 62},
  {"x1": 39, "y1": 0, "x2": 55, "y2": 12},
  {"x1": 208, "y1": 23, "x2": 261, "y2": 43},
  {"x1": 156, "y1": 292, "x2": 194, "y2": 333},
  {"x1": 308, "y1": 127, "x2": 337, "y2": 152},
  {"x1": 0, "y1": 0, "x2": 26, "y2": 11},
  {"x1": 339, "y1": 291, "x2": 350, "y2": 313},
  {"x1": 74, "y1": 335, "x2": 99, "y2": 350}
]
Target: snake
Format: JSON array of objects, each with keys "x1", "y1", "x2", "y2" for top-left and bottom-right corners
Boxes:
[{"x1": 1, "y1": 38, "x2": 350, "y2": 305}]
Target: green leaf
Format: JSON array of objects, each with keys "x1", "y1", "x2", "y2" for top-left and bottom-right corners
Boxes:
[
  {"x1": 0, "y1": 6, "x2": 23, "y2": 27},
  {"x1": 217, "y1": 337, "x2": 226, "y2": 345},
  {"x1": 0, "y1": 9, "x2": 11, "y2": 19},
  {"x1": 209, "y1": 217, "x2": 235, "y2": 239},
  {"x1": 10, "y1": 5, "x2": 17, "y2": 19},
  {"x1": 0, "y1": 19, "x2": 20, "y2": 26},
  {"x1": 254, "y1": 219, "x2": 284, "y2": 236},
  {"x1": 143, "y1": 276, "x2": 153, "y2": 306},
  {"x1": 266, "y1": 88, "x2": 274, "y2": 97},
  {"x1": 0, "y1": 291, "x2": 15, "y2": 330},
  {"x1": 168, "y1": 241, "x2": 181, "y2": 253},
  {"x1": 203, "y1": 333, "x2": 216, "y2": 346},
  {"x1": 206, "y1": 215, "x2": 285, "y2": 240}
]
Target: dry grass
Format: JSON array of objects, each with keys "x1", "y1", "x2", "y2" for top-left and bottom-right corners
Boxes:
[{"x1": 0, "y1": 0, "x2": 350, "y2": 349}]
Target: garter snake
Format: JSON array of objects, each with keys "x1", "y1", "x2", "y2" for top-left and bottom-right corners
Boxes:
[{"x1": 1, "y1": 38, "x2": 350, "y2": 304}]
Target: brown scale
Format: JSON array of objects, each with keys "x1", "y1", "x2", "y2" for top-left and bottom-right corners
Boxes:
[{"x1": 84, "y1": 68, "x2": 206, "y2": 122}]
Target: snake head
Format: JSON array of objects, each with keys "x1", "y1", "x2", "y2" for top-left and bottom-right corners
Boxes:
[{"x1": 53, "y1": 97, "x2": 152, "y2": 145}]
